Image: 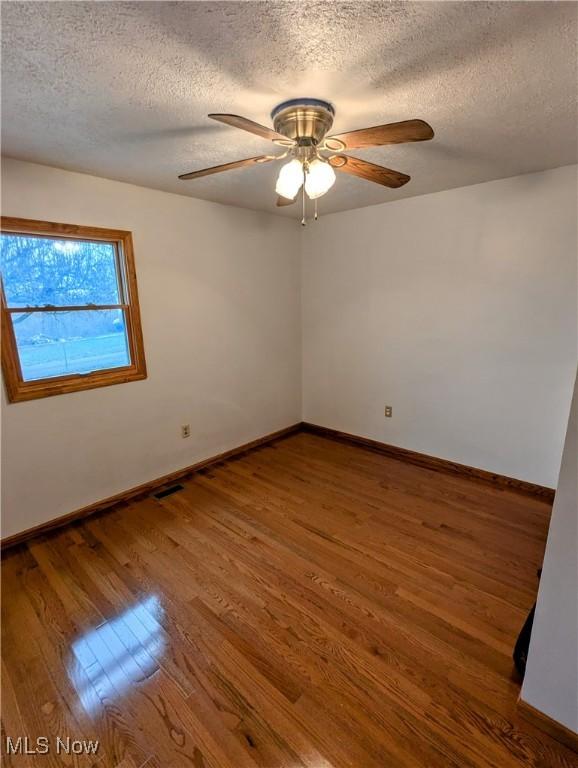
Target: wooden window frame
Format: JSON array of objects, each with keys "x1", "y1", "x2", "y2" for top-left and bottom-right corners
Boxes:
[{"x1": 1, "y1": 217, "x2": 147, "y2": 402}]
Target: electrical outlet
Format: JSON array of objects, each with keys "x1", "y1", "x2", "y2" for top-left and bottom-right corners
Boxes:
[
  {"x1": 384, "y1": 405, "x2": 393, "y2": 418},
  {"x1": 181, "y1": 424, "x2": 191, "y2": 438}
]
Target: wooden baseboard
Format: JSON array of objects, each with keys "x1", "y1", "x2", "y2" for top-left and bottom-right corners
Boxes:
[
  {"x1": 1, "y1": 423, "x2": 301, "y2": 551},
  {"x1": 518, "y1": 698, "x2": 578, "y2": 753},
  {"x1": 302, "y1": 422, "x2": 555, "y2": 503},
  {"x1": 2, "y1": 419, "x2": 555, "y2": 551}
]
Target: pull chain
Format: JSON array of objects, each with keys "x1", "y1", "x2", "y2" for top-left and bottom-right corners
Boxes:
[
  {"x1": 314, "y1": 199, "x2": 318, "y2": 221},
  {"x1": 301, "y1": 169, "x2": 306, "y2": 226}
]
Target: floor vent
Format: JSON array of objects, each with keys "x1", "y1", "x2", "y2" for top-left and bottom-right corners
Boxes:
[{"x1": 154, "y1": 484, "x2": 184, "y2": 499}]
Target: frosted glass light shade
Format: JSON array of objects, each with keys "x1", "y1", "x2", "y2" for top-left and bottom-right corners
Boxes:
[
  {"x1": 304, "y1": 159, "x2": 336, "y2": 199},
  {"x1": 275, "y1": 159, "x2": 303, "y2": 200}
]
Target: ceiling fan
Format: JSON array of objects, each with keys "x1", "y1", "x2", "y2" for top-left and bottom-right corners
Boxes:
[{"x1": 178, "y1": 98, "x2": 434, "y2": 224}]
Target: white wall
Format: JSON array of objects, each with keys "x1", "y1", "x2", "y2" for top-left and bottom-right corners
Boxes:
[
  {"x1": 1, "y1": 158, "x2": 302, "y2": 539},
  {"x1": 522, "y1": 369, "x2": 578, "y2": 732},
  {"x1": 302, "y1": 166, "x2": 577, "y2": 488}
]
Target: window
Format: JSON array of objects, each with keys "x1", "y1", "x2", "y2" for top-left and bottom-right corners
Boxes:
[{"x1": 1, "y1": 218, "x2": 146, "y2": 402}]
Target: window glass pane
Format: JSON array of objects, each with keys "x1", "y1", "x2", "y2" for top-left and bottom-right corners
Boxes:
[
  {"x1": 11, "y1": 309, "x2": 131, "y2": 381},
  {"x1": 1, "y1": 234, "x2": 121, "y2": 307}
]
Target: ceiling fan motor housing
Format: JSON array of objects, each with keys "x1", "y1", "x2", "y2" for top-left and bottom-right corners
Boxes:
[{"x1": 271, "y1": 98, "x2": 335, "y2": 145}]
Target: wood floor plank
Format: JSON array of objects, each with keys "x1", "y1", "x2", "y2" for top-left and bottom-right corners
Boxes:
[
  {"x1": 2, "y1": 432, "x2": 575, "y2": 767},
  {"x1": 1, "y1": 554, "x2": 114, "y2": 767}
]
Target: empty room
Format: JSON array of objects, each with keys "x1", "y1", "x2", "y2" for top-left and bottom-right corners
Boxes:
[{"x1": 1, "y1": 1, "x2": 577, "y2": 766}]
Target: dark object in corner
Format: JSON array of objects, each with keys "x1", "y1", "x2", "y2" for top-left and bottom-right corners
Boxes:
[
  {"x1": 154, "y1": 484, "x2": 184, "y2": 499},
  {"x1": 513, "y1": 568, "x2": 542, "y2": 679},
  {"x1": 513, "y1": 605, "x2": 535, "y2": 678}
]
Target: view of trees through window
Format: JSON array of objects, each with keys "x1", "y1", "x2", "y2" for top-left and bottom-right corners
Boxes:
[{"x1": 1, "y1": 233, "x2": 131, "y2": 380}]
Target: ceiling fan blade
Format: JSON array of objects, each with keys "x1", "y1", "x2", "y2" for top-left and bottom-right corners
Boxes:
[
  {"x1": 276, "y1": 195, "x2": 296, "y2": 207},
  {"x1": 208, "y1": 113, "x2": 288, "y2": 143},
  {"x1": 327, "y1": 119, "x2": 434, "y2": 150},
  {"x1": 329, "y1": 155, "x2": 410, "y2": 188},
  {"x1": 178, "y1": 155, "x2": 273, "y2": 180}
]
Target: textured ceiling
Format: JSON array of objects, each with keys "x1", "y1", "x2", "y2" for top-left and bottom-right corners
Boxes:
[{"x1": 2, "y1": 1, "x2": 577, "y2": 217}]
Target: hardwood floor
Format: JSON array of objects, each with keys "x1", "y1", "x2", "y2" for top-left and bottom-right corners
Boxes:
[{"x1": 2, "y1": 432, "x2": 575, "y2": 767}]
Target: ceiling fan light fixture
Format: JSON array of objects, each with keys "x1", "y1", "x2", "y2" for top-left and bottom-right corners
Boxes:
[
  {"x1": 304, "y1": 158, "x2": 336, "y2": 200},
  {"x1": 180, "y1": 103, "x2": 434, "y2": 221},
  {"x1": 275, "y1": 158, "x2": 303, "y2": 200}
]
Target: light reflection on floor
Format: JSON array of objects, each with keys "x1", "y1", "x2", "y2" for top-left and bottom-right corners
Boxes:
[{"x1": 68, "y1": 595, "x2": 165, "y2": 715}]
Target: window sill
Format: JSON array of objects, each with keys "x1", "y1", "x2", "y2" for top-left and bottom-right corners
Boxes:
[{"x1": 4, "y1": 365, "x2": 147, "y2": 403}]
